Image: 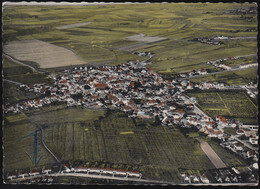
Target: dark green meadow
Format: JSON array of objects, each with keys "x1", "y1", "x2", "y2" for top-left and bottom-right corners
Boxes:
[{"x1": 3, "y1": 56, "x2": 53, "y2": 85}]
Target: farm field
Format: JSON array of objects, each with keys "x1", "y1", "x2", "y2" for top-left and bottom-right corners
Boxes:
[
  {"x1": 3, "y1": 113, "x2": 55, "y2": 173},
  {"x1": 3, "y1": 39, "x2": 87, "y2": 68},
  {"x1": 2, "y1": 3, "x2": 257, "y2": 73},
  {"x1": 207, "y1": 140, "x2": 247, "y2": 168},
  {"x1": 185, "y1": 91, "x2": 258, "y2": 124},
  {"x1": 224, "y1": 55, "x2": 257, "y2": 67},
  {"x1": 4, "y1": 105, "x2": 213, "y2": 181},
  {"x1": 189, "y1": 67, "x2": 258, "y2": 85},
  {"x1": 3, "y1": 105, "x2": 248, "y2": 182},
  {"x1": 41, "y1": 110, "x2": 215, "y2": 182}
]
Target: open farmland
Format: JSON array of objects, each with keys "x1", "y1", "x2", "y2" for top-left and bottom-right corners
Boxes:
[
  {"x1": 2, "y1": 3, "x2": 257, "y2": 72},
  {"x1": 3, "y1": 113, "x2": 56, "y2": 173},
  {"x1": 13, "y1": 107, "x2": 245, "y2": 182},
  {"x1": 185, "y1": 91, "x2": 258, "y2": 124},
  {"x1": 55, "y1": 22, "x2": 91, "y2": 30},
  {"x1": 10, "y1": 106, "x2": 217, "y2": 181},
  {"x1": 3, "y1": 39, "x2": 87, "y2": 68}
]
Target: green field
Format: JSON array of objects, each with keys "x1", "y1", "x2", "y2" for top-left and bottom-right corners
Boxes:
[
  {"x1": 3, "y1": 3, "x2": 257, "y2": 73},
  {"x1": 185, "y1": 91, "x2": 258, "y2": 124},
  {"x1": 3, "y1": 56, "x2": 53, "y2": 85},
  {"x1": 208, "y1": 140, "x2": 247, "y2": 167},
  {"x1": 189, "y1": 67, "x2": 258, "y2": 85},
  {"x1": 224, "y1": 55, "x2": 257, "y2": 67},
  {"x1": 3, "y1": 105, "x2": 212, "y2": 181}
]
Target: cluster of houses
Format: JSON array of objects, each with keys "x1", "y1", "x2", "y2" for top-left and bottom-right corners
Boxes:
[
  {"x1": 62, "y1": 165, "x2": 142, "y2": 179},
  {"x1": 213, "y1": 168, "x2": 240, "y2": 183},
  {"x1": 207, "y1": 56, "x2": 239, "y2": 70},
  {"x1": 244, "y1": 82, "x2": 258, "y2": 98},
  {"x1": 214, "y1": 166, "x2": 258, "y2": 183},
  {"x1": 4, "y1": 57, "x2": 199, "y2": 127},
  {"x1": 178, "y1": 69, "x2": 208, "y2": 78},
  {"x1": 191, "y1": 36, "x2": 225, "y2": 45},
  {"x1": 6, "y1": 167, "x2": 53, "y2": 183},
  {"x1": 134, "y1": 52, "x2": 153, "y2": 57},
  {"x1": 224, "y1": 6, "x2": 257, "y2": 15},
  {"x1": 180, "y1": 173, "x2": 210, "y2": 184},
  {"x1": 194, "y1": 82, "x2": 226, "y2": 90},
  {"x1": 207, "y1": 55, "x2": 257, "y2": 71}
]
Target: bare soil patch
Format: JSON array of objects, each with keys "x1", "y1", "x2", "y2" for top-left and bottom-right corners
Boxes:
[
  {"x1": 3, "y1": 39, "x2": 87, "y2": 69},
  {"x1": 125, "y1": 34, "x2": 167, "y2": 43},
  {"x1": 199, "y1": 139, "x2": 227, "y2": 169}
]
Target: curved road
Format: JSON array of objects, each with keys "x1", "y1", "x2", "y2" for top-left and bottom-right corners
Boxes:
[
  {"x1": 3, "y1": 79, "x2": 24, "y2": 85},
  {"x1": 3, "y1": 53, "x2": 45, "y2": 73}
]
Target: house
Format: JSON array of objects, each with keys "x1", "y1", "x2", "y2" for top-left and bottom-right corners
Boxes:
[
  {"x1": 207, "y1": 128, "x2": 223, "y2": 138},
  {"x1": 216, "y1": 115, "x2": 228, "y2": 127},
  {"x1": 29, "y1": 169, "x2": 40, "y2": 176},
  {"x1": 127, "y1": 171, "x2": 142, "y2": 178},
  {"x1": 184, "y1": 175, "x2": 190, "y2": 183},
  {"x1": 200, "y1": 174, "x2": 210, "y2": 184},
  {"x1": 192, "y1": 176, "x2": 200, "y2": 183},
  {"x1": 7, "y1": 172, "x2": 17, "y2": 180},
  {"x1": 18, "y1": 170, "x2": 29, "y2": 178},
  {"x1": 249, "y1": 137, "x2": 258, "y2": 145},
  {"x1": 42, "y1": 168, "x2": 52, "y2": 175},
  {"x1": 246, "y1": 150, "x2": 255, "y2": 158}
]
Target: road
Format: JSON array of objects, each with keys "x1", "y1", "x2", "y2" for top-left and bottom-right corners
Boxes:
[
  {"x1": 3, "y1": 79, "x2": 24, "y2": 85},
  {"x1": 9, "y1": 172, "x2": 175, "y2": 184},
  {"x1": 229, "y1": 37, "x2": 257, "y2": 40},
  {"x1": 232, "y1": 136, "x2": 258, "y2": 152},
  {"x1": 181, "y1": 93, "x2": 213, "y2": 120}
]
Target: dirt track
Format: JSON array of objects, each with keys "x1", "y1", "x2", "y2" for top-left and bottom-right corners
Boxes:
[
  {"x1": 55, "y1": 22, "x2": 91, "y2": 29},
  {"x1": 3, "y1": 39, "x2": 87, "y2": 69},
  {"x1": 198, "y1": 138, "x2": 227, "y2": 169}
]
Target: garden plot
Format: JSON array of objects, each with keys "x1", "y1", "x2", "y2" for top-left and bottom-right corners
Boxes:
[{"x1": 3, "y1": 39, "x2": 87, "y2": 68}]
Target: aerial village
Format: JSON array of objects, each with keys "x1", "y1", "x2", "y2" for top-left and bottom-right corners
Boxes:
[{"x1": 4, "y1": 52, "x2": 258, "y2": 184}]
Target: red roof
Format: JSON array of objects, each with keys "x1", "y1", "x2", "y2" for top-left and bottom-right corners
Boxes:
[
  {"x1": 123, "y1": 105, "x2": 132, "y2": 110},
  {"x1": 174, "y1": 109, "x2": 185, "y2": 114},
  {"x1": 216, "y1": 115, "x2": 228, "y2": 123},
  {"x1": 99, "y1": 67, "x2": 109, "y2": 71},
  {"x1": 95, "y1": 83, "x2": 108, "y2": 89},
  {"x1": 60, "y1": 80, "x2": 68, "y2": 84},
  {"x1": 248, "y1": 150, "x2": 255, "y2": 156},
  {"x1": 148, "y1": 100, "x2": 157, "y2": 104}
]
